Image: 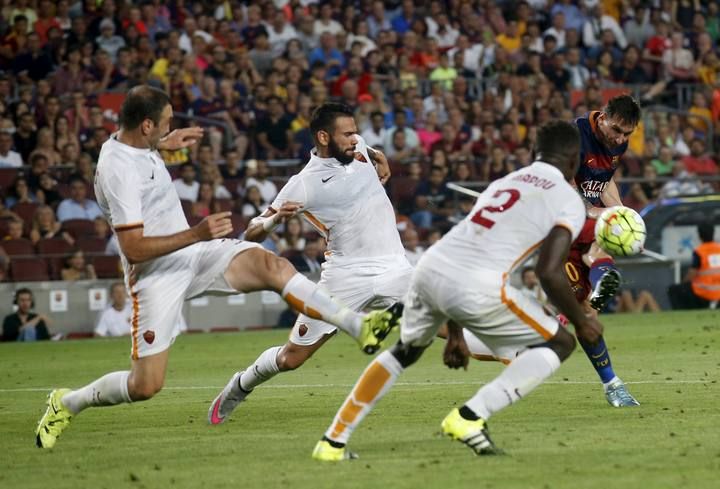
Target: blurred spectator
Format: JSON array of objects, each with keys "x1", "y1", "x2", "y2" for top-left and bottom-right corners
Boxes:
[
  {"x1": 60, "y1": 249, "x2": 96, "y2": 281},
  {"x1": 93, "y1": 216, "x2": 111, "y2": 242},
  {"x1": 315, "y1": 3, "x2": 344, "y2": 37},
  {"x1": 614, "y1": 290, "x2": 661, "y2": 313},
  {"x1": 651, "y1": 146, "x2": 676, "y2": 176},
  {"x1": 309, "y1": 32, "x2": 345, "y2": 80},
  {"x1": 566, "y1": 47, "x2": 591, "y2": 89},
  {"x1": 245, "y1": 160, "x2": 278, "y2": 204},
  {"x1": 668, "y1": 223, "x2": 720, "y2": 309},
  {"x1": 385, "y1": 109, "x2": 419, "y2": 151},
  {"x1": 623, "y1": 4, "x2": 654, "y2": 48},
  {"x1": 191, "y1": 182, "x2": 220, "y2": 219},
  {"x1": 256, "y1": 96, "x2": 293, "y2": 159},
  {"x1": 520, "y1": 266, "x2": 547, "y2": 305},
  {"x1": 688, "y1": 91, "x2": 713, "y2": 135},
  {"x1": 582, "y1": 3, "x2": 627, "y2": 54},
  {"x1": 361, "y1": 111, "x2": 387, "y2": 150},
  {"x1": 32, "y1": 127, "x2": 61, "y2": 166},
  {"x1": 5, "y1": 176, "x2": 37, "y2": 208},
  {"x1": 276, "y1": 215, "x2": 306, "y2": 255},
  {"x1": 13, "y1": 112, "x2": 37, "y2": 164},
  {"x1": 94, "y1": 282, "x2": 131, "y2": 337},
  {"x1": 681, "y1": 139, "x2": 718, "y2": 176},
  {"x1": 248, "y1": 31, "x2": 274, "y2": 76},
  {"x1": 239, "y1": 185, "x2": 266, "y2": 219},
  {"x1": 56, "y1": 176, "x2": 103, "y2": 222},
  {"x1": 2, "y1": 288, "x2": 50, "y2": 342},
  {"x1": 0, "y1": 130, "x2": 22, "y2": 167},
  {"x1": 267, "y1": 9, "x2": 297, "y2": 58},
  {"x1": 411, "y1": 165, "x2": 452, "y2": 229},
  {"x1": 662, "y1": 31, "x2": 695, "y2": 83},
  {"x1": 29, "y1": 204, "x2": 73, "y2": 245},
  {"x1": 288, "y1": 238, "x2": 323, "y2": 274},
  {"x1": 173, "y1": 163, "x2": 200, "y2": 202},
  {"x1": 4, "y1": 218, "x2": 25, "y2": 240},
  {"x1": 401, "y1": 227, "x2": 424, "y2": 266},
  {"x1": 13, "y1": 31, "x2": 53, "y2": 82},
  {"x1": 660, "y1": 161, "x2": 712, "y2": 198},
  {"x1": 95, "y1": 19, "x2": 125, "y2": 62}
]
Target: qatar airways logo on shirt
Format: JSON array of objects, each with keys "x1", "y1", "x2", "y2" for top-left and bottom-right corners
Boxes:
[{"x1": 580, "y1": 180, "x2": 609, "y2": 199}]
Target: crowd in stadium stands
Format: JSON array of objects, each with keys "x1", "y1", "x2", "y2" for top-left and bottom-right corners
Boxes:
[{"x1": 0, "y1": 0, "x2": 718, "y2": 283}]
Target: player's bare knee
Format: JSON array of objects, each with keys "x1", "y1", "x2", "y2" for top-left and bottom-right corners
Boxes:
[
  {"x1": 276, "y1": 347, "x2": 309, "y2": 371},
  {"x1": 258, "y1": 251, "x2": 294, "y2": 289},
  {"x1": 128, "y1": 377, "x2": 164, "y2": 401}
]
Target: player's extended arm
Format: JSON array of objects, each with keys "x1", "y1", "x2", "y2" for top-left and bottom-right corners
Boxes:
[
  {"x1": 367, "y1": 147, "x2": 391, "y2": 185},
  {"x1": 156, "y1": 127, "x2": 204, "y2": 151},
  {"x1": 535, "y1": 226, "x2": 603, "y2": 344},
  {"x1": 116, "y1": 212, "x2": 233, "y2": 264},
  {"x1": 443, "y1": 320, "x2": 470, "y2": 370},
  {"x1": 245, "y1": 202, "x2": 304, "y2": 243},
  {"x1": 600, "y1": 177, "x2": 622, "y2": 208}
]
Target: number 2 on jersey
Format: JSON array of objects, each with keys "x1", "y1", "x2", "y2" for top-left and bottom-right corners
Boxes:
[{"x1": 470, "y1": 189, "x2": 521, "y2": 228}]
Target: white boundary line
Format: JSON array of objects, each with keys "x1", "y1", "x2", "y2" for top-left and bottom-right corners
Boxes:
[{"x1": 0, "y1": 379, "x2": 713, "y2": 393}]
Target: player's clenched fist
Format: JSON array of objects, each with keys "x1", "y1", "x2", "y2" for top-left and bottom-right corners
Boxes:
[{"x1": 194, "y1": 212, "x2": 234, "y2": 240}]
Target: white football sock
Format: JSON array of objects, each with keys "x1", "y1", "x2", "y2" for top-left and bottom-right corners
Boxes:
[
  {"x1": 61, "y1": 371, "x2": 132, "y2": 415},
  {"x1": 238, "y1": 346, "x2": 282, "y2": 391},
  {"x1": 325, "y1": 350, "x2": 404, "y2": 445},
  {"x1": 281, "y1": 273, "x2": 362, "y2": 338},
  {"x1": 465, "y1": 347, "x2": 560, "y2": 420}
]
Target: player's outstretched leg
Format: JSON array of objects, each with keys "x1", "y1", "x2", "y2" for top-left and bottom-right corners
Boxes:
[
  {"x1": 312, "y1": 339, "x2": 426, "y2": 461},
  {"x1": 582, "y1": 247, "x2": 639, "y2": 407},
  {"x1": 588, "y1": 257, "x2": 622, "y2": 311},
  {"x1": 445, "y1": 328, "x2": 575, "y2": 455},
  {"x1": 209, "y1": 251, "x2": 399, "y2": 425}
]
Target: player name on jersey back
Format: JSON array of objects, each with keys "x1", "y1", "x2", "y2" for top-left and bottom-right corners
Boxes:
[{"x1": 422, "y1": 162, "x2": 586, "y2": 278}]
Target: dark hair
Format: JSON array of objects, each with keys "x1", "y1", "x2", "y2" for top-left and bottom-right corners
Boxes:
[
  {"x1": 604, "y1": 94, "x2": 641, "y2": 127},
  {"x1": 698, "y1": 222, "x2": 715, "y2": 242},
  {"x1": 535, "y1": 120, "x2": 580, "y2": 157},
  {"x1": 119, "y1": 85, "x2": 170, "y2": 131},
  {"x1": 68, "y1": 175, "x2": 87, "y2": 186},
  {"x1": 309, "y1": 102, "x2": 354, "y2": 142},
  {"x1": 15, "y1": 287, "x2": 33, "y2": 302},
  {"x1": 521, "y1": 266, "x2": 534, "y2": 278}
]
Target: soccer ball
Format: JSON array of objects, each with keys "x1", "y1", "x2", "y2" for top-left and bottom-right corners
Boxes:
[{"x1": 594, "y1": 206, "x2": 647, "y2": 257}]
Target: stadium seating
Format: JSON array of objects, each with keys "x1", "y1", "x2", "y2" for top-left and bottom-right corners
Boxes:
[
  {"x1": 92, "y1": 255, "x2": 121, "y2": 279},
  {"x1": 2, "y1": 238, "x2": 35, "y2": 256},
  {"x1": 0, "y1": 168, "x2": 20, "y2": 192},
  {"x1": 12, "y1": 202, "x2": 40, "y2": 224},
  {"x1": 10, "y1": 257, "x2": 49, "y2": 281},
  {"x1": 61, "y1": 219, "x2": 95, "y2": 239},
  {"x1": 75, "y1": 237, "x2": 108, "y2": 254},
  {"x1": 36, "y1": 238, "x2": 74, "y2": 257}
]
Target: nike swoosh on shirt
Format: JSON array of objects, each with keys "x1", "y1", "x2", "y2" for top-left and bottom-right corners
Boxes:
[{"x1": 322, "y1": 176, "x2": 334, "y2": 183}]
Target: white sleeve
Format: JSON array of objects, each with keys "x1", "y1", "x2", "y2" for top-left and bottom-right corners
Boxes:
[
  {"x1": 99, "y1": 160, "x2": 144, "y2": 229},
  {"x1": 553, "y1": 192, "x2": 586, "y2": 241},
  {"x1": 354, "y1": 134, "x2": 375, "y2": 162},
  {"x1": 270, "y1": 175, "x2": 306, "y2": 211}
]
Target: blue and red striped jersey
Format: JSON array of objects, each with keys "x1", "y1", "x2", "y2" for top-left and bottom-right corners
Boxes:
[{"x1": 573, "y1": 111, "x2": 627, "y2": 206}]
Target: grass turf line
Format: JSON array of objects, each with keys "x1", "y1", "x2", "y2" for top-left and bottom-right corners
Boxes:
[{"x1": 0, "y1": 310, "x2": 718, "y2": 489}]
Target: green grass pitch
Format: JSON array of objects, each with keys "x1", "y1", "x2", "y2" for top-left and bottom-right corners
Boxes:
[{"x1": 1, "y1": 310, "x2": 718, "y2": 489}]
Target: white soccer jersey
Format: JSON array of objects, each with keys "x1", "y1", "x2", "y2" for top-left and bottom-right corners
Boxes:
[
  {"x1": 95, "y1": 135, "x2": 189, "y2": 274},
  {"x1": 423, "y1": 161, "x2": 586, "y2": 276},
  {"x1": 270, "y1": 135, "x2": 404, "y2": 266}
]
